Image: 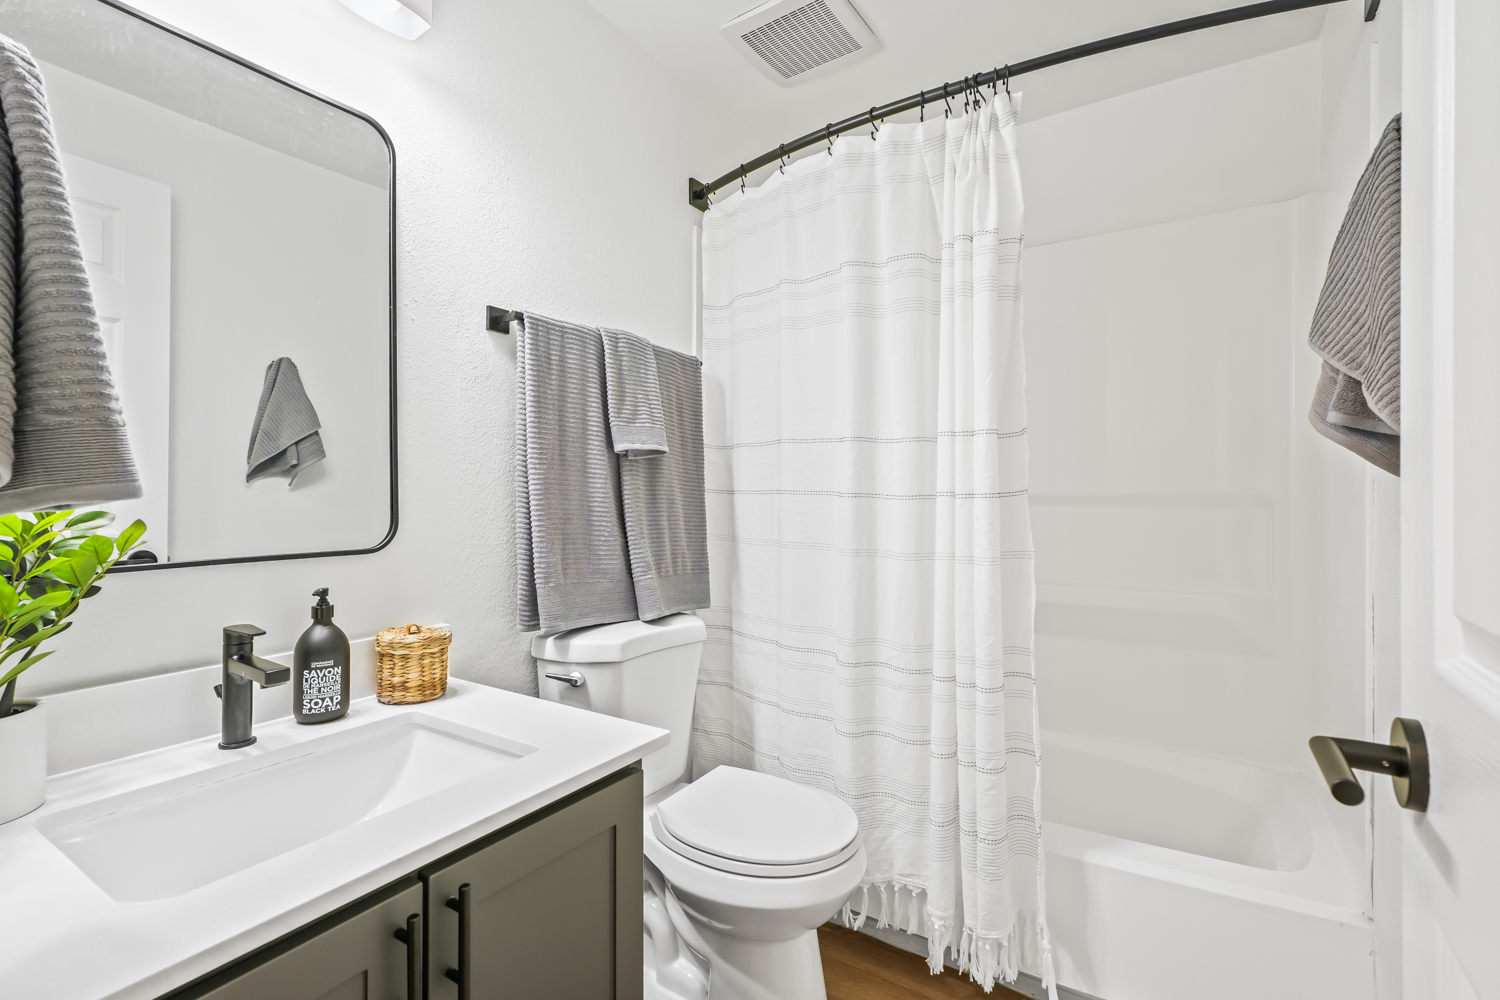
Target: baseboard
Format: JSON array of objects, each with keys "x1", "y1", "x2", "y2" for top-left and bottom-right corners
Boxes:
[{"x1": 850, "y1": 922, "x2": 1104, "y2": 1000}]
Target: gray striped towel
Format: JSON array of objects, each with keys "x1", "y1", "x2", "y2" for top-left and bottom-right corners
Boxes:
[
  {"x1": 601, "y1": 327, "x2": 668, "y2": 458},
  {"x1": 516, "y1": 314, "x2": 639, "y2": 633},
  {"x1": 1308, "y1": 114, "x2": 1401, "y2": 476},
  {"x1": 0, "y1": 34, "x2": 140, "y2": 511},
  {"x1": 614, "y1": 342, "x2": 709, "y2": 620},
  {"x1": 247, "y1": 357, "x2": 325, "y2": 485}
]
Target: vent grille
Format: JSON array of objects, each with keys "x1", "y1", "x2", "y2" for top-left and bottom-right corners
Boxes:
[{"x1": 740, "y1": 0, "x2": 863, "y2": 80}]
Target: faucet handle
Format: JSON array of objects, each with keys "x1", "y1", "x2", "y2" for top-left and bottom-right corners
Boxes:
[{"x1": 223, "y1": 624, "x2": 266, "y2": 645}]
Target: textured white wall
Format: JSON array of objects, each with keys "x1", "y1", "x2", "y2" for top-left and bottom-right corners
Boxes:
[{"x1": 18, "y1": 0, "x2": 720, "y2": 698}]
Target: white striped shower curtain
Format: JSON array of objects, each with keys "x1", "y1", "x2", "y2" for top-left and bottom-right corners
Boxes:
[{"x1": 694, "y1": 94, "x2": 1055, "y2": 995}]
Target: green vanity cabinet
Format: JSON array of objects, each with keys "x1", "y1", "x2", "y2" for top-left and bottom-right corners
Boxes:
[
  {"x1": 166, "y1": 879, "x2": 424, "y2": 1000},
  {"x1": 161, "y1": 766, "x2": 643, "y2": 1000},
  {"x1": 423, "y1": 765, "x2": 643, "y2": 1000}
]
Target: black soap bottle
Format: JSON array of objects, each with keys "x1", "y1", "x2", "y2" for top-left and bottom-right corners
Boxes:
[{"x1": 293, "y1": 588, "x2": 350, "y2": 724}]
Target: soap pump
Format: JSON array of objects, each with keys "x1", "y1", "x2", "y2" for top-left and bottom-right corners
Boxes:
[{"x1": 293, "y1": 587, "x2": 350, "y2": 724}]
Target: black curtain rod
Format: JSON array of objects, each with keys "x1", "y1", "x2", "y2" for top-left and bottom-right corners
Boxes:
[{"x1": 688, "y1": 0, "x2": 1359, "y2": 211}]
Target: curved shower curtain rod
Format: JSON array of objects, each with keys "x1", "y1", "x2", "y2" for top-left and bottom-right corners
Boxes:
[{"x1": 688, "y1": 0, "x2": 1370, "y2": 211}]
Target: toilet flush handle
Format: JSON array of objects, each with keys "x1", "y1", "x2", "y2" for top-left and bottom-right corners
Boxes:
[{"x1": 545, "y1": 670, "x2": 585, "y2": 688}]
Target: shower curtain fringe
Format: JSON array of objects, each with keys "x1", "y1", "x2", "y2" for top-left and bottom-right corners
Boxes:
[{"x1": 843, "y1": 881, "x2": 1059, "y2": 998}]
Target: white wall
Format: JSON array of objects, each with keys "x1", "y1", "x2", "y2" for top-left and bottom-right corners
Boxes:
[
  {"x1": 1021, "y1": 2, "x2": 1402, "y2": 781},
  {"x1": 16, "y1": 0, "x2": 713, "y2": 698}
]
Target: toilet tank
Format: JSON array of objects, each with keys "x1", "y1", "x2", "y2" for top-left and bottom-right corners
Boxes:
[{"x1": 533, "y1": 614, "x2": 706, "y2": 795}]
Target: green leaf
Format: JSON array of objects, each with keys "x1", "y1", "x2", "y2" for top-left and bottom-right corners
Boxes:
[
  {"x1": 0, "y1": 649, "x2": 53, "y2": 688},
  {"x1": 81, "y1": 536, "x2": 113, "y2": 566},
  {"x1": 10, "y1": 599, "x2": 70, "y2": 634},
  {"x1": 0, "y1": 515, "x2": 25, "y2": 540},
  {"x1": 29, "y1": 557, "x2": 70, "y2": 579},
  {"x1": 81, "y1": 585, "x2": 101, "y2": 599},
  {"x1": 0, "y1": 621, "x2": 70, "y2": 663},
  {"x1": 0, "y1": 579, "x2": 17, "y2": 619},
  {"x1": 31, "y1": 511, "x2": 73, "y2": 534},
  {"x1": 65, "y1": 510, "x2": 112, "y2": 532},
  {"x1": 51, "y1": 551, "x2": 98, "y2": 588},
  {"x1": 115, "y1": 519, "x2": 147, "y2": 554}
]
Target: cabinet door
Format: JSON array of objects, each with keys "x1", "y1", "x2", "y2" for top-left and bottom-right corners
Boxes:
[
  {"x1": 424, "y1": 767, "x2": 643, "y2": 1000},
  {"x1": 171, "y1": 880, "x2": 423, "y2": 1000}
]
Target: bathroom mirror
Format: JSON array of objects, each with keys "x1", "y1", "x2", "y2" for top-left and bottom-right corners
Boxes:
[{"x1": 0, "y1": 0, "x2": 396, "y2": 569}]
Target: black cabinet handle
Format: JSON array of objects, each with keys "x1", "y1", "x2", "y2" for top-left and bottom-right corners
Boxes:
[
  {"x1": 444, "y1": 883, "x2": 471, "y2": 999},
  {"x1": 393, "y1": 912, "x2": 422, "y2": 1000},
  {"x1": 1310, "y1": 717, "x2": 1429, "y2": 811}
]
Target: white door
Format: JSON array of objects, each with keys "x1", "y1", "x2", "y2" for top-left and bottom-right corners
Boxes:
[
  {"x1": 61, "y1": 154, "x2": 172, "y2": 559},
  {"x1": 1397, "y1": 0, "x2": 1500, "y2": 995}
]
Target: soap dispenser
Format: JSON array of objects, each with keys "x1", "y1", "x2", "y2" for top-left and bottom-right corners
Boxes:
[{"x1": 293, "y1": 588, "x2": 350, "y2": 724}]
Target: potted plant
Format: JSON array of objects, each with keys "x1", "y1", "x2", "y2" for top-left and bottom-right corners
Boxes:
[{"x1": 0, "y1": 510, "x2": 146, "y2": 823}]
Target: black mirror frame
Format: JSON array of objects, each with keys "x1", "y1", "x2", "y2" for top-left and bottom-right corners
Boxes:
[{"x1": 88, "y1": 0, "x2": 399, "y2": 573}]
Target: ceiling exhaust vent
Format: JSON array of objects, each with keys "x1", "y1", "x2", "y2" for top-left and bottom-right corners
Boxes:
[{"x1": 723, "y1": 0, "x2": 880, "y2": 87}]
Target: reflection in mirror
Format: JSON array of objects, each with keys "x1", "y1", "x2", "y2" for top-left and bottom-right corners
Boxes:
[{"x1": 0, "y1": 0, "x2": 395, "y2": 566}]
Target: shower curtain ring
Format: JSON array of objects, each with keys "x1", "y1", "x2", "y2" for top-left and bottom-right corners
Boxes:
[
  {"x1": 740, "y1": 164, "x2": 747, "y2": 194},
  {"x1": 869, "y1": 107, "x2": 879, "y2": 139},
  {"x1": 826, "y1": 124, "x2": 835, "y2": 155},
  {"x1": 779, "y1": 143, "x2": 787, "y2": 174},
  {"x1": 944, "y1": 86, "x2": 953, "y2": 118},
  {"x1": 1002, "y1": 64, "x2": 1011, "y2": 97}
]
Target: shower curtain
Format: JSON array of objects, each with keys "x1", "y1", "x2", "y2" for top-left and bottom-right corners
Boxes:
[{"x1": 695, "y1": 94, "x2": 1054, "y2": 995}]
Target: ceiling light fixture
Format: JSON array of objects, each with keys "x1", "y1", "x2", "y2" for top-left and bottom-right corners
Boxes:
[{"x1": 337, "y1": 0, "x2": 432, "y2": 40}]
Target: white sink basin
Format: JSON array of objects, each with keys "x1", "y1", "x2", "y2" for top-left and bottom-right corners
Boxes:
[{"x1": 36, "y1": 715, "x2": 535, "y2": 902}]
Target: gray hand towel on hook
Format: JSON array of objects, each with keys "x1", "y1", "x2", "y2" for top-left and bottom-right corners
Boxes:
[
  {"x1": 1307, "y1": 114, "x2": 1401, "y2": 476},
  {"x1": 601, "y1": 327, "x2": 669, "y2": 459},
  {"x1": 247, "y1": 357, "x2": 325, "y2": 485},
  {"x1": 0, "y1": 34, "x2": 140, "y2": 511}
]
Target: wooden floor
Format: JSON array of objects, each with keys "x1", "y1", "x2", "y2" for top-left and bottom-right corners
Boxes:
[{"x1": 818, "y1": 923, "x2": 1031, "y2": 1000}]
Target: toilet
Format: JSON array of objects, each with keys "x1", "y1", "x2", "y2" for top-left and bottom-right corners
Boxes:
[{"x1": 535, "y1": 614, "x2": 867, "y2": 1000}]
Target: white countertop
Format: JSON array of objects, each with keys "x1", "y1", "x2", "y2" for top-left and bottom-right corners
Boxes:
[{"x1": 0, "y1": 679, "x2": 669, "y2": 1000}]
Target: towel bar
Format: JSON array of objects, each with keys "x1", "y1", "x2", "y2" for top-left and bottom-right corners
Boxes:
[{"x1": 486, "y1": 306, "x2": 523, "y2": 334}]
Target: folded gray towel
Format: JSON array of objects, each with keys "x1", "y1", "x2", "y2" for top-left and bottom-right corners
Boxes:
[
  {"x1": 0, "y1": 34, "x2": 140, "y2": 510},
  {"x1": 616, "y1": 343, "x2": 709, "y2": 620},
  {"x1": 1308, "y1": 114, "x2": 1401, "y2": 475},
  {"x1": 247, "y1": 357, "x2": 325, "y2": 485},
  {"x1": 516, "y1": 314, "x2": 639, "y2": 632},
  {"x1": 601, "y1": 327, "x2": 668, "y2": 458}
]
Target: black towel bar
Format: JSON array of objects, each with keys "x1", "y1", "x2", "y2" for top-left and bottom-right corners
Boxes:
[{"x1": 487, "y1": 306, "x2": 523, "y2": 334}]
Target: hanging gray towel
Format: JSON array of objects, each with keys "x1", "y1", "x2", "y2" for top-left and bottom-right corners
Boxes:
[
  {"x1": 516, "y1": 314, "x2": 639, "y2": 633},
  {"x1": 246, "y1": 357, "x2": 325, "y2": 485},
  {"x1": 1308, "y1": 114, "x2": 1401, "y2": 476},
  {"x1": 615, "y1": 342, "x2": 710, "y2": 620},
  {"x1": 601, "y1": 327, "x2": 668, "y2": 458},
  {"x1": 0, "y1": 34, "x2": 140, "y2": 511}
]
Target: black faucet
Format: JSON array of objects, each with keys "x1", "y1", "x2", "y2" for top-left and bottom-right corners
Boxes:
[{"x1": 217, "y1": 624, "x2": 290, "y2": 749}]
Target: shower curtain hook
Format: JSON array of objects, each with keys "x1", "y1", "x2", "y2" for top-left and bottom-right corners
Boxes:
[
  {"x1": 991, "y1": 69, "x2": 999, "y2": 96},
  {"x1": 1002, "y1": 64, "x2": 1012, "y2": 97},
  {"x1": 740, "y1": 164, "x2": 747, "y2": 194},
  {"x1": 778, "y1": 143, "x2": 788, "y2": 174},
  {"x1": 826, "y1": 124, "x2": 835, "y2": 155},
  {"x1": 944, "y1": 85, "x2": 953, "y2": 118},
  {"x1": 869, "y1": 107, "x2": 879, "y2": 139}
]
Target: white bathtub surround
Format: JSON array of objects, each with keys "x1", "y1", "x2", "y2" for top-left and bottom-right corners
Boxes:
[
  {"x1": 0, "y1": 699, "x2": 46, "y2": 823},
  {"x1": 698, "y1": 94, "x2": 1053, "y2": 996}
]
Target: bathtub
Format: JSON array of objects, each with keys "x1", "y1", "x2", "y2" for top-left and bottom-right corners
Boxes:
[{"x1": 1041, "y1": 730, "x2": 1375, "y2": 1000}]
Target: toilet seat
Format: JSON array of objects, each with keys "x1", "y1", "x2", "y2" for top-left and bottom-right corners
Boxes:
[{"x1": 653, "y1": 766, "x2": 860, "y2": 877}]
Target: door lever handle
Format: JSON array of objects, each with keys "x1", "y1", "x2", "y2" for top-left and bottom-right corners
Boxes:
[{"x1": 1309, "y1": 717, "x2": 1428, "y2": 811}]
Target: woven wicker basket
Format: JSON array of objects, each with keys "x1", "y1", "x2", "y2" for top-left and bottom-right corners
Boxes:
[{"x1": 376, "y1": 624, "x2": 451, "y2": 704}]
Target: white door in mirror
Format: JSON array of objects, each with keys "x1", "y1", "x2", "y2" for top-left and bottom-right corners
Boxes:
[{"x1": 63, "y1": 154, "x2": 171, "y2": 557}]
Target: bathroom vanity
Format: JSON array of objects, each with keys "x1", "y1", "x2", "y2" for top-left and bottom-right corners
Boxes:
[{"x1": 0, "y1": 681, "x2": 667, "y2": 1000}]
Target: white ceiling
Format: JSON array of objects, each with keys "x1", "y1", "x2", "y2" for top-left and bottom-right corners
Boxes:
[{"x1": 586, "y1": 0, "x2": 1332, "y2": 175}]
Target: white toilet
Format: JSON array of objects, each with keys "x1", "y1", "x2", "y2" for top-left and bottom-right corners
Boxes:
[{"x1": 535, "y1": 614, "x2": 867, "y2": 1000}]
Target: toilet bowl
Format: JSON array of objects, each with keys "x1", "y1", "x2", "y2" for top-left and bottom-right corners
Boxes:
[{"x1": 535, "y1": 617, "x2": 866, "y2": 1000}]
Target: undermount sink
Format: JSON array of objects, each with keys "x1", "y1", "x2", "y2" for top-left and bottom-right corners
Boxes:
[{"x1": 36, "y1": 715, "x2": 536, "y2": 902}]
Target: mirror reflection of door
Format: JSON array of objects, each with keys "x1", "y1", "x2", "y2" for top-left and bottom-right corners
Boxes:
[{"x1": 64, "y1": 154, "x2": 171, "y2": 560}]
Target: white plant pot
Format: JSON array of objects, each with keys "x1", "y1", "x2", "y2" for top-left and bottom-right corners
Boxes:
[{"x1": 0, "y1": 699, "x2": 46, "y2": 824}]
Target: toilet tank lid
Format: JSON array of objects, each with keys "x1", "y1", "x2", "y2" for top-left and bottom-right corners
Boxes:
[{"x1": 531, "y1": 613, "x2": 706, "y2": 663}]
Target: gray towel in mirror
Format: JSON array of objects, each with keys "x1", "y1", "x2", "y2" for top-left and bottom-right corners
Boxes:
[
  {"x1": 247, "y1": 357, "x2": 324, "y2": 485},
  {"x1": 0, "y1": 34, "x2": 140, "y2": 511}
]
